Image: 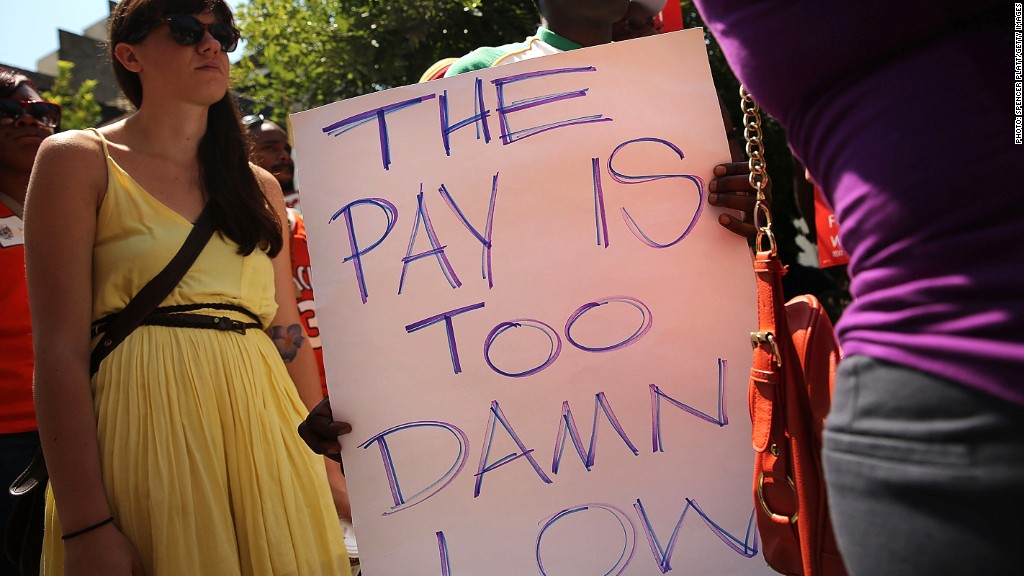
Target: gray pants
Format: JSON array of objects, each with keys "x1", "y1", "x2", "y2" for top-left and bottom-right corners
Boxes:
[{"x1": 822, "y1": 355, "x2": 1024, "y2": 575}]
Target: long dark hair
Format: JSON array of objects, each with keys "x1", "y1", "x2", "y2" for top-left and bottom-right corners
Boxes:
[
  {"x1": 0, "y1": 67, "x2": 33, "y2": 97},
  {"x1": 109, "y1": 0, "x2": 282, "y2": 257}
]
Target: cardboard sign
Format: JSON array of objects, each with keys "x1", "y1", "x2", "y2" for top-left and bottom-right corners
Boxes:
[{"x1": 291, "y1": 29, "x2": 771, "y2": 576}]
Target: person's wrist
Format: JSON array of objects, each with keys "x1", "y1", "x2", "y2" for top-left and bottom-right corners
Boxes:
[{"x1": 61, "y1": 516, "x2": 114, "y2": 541}]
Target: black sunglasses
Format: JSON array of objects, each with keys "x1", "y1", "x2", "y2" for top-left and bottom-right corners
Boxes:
[
  {"x1": 0, "y1": 99, "x2": 61, "y2": 129},
  {"x1": 129, "y1": 14, "x2": 241, "y2": 53}
]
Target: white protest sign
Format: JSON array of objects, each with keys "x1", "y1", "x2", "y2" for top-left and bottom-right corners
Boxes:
[{"x1": 291, "y1": 28, "x2": 770, "y2": 576}]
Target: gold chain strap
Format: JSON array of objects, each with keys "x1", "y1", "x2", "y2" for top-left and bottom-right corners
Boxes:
[{"x1": 740, "y1": 85, "x2": 776, "y2": 255}]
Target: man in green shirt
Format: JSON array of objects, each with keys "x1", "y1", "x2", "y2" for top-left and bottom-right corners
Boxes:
[{"x1": 444, "y1": 0, "x2": 629, "y2": 76}]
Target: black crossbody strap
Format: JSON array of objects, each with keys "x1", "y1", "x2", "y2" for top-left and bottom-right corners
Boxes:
[{"x1": 89, "y1": 206, "x2": 215, "y2": 377}]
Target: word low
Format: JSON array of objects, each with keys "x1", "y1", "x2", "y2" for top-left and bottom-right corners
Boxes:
[{"x1": 435, "y1": 494, "x2": 759, "y2": 575}]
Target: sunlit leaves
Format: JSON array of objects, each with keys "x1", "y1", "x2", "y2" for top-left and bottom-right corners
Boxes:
[
  {"x1": 231, "y1": 0, "x2": 537, "y2": 125},
  {"x1": 42, "y1": 61, "x2": 101, "y2": 131}
]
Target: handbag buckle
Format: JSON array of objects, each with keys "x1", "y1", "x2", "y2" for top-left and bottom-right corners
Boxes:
[{"x1": 750, "y1": 331, "x2": 782, "y2": 368}]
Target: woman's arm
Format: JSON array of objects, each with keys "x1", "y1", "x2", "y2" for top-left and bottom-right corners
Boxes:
[
  {"x1": 25, "y1": 130, "x2": 144, "y2": 573},
  {"x1": 257, "y1": 168, "x2": 324, "y2": 411},
  {"x1": 257, "y1": 170, "x2": 357, "y2": 519}
]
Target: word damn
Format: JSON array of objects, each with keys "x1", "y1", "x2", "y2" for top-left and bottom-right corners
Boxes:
[{"x1": 359, "y1": 363, "x2": 729, "y2": 516}]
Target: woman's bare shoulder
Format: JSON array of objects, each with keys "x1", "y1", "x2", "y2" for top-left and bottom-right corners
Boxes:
[
  {"x1": 35, "y1": 128, "x2": 107, "y2": 171},
  {"x1": 29, "y1": 128, "x2": 111, "y2": 210},
  {"x1": 251, "y1": 163, "x2": 286, "y2": 207},
  {"x1": 250, "y1": 163, "x2": 281, "y2": 194}
]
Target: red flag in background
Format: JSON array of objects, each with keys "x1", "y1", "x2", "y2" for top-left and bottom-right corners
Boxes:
[
  {"x1": 814, "y1": 186, "x2": 850, "y2": 268},
  {"x1": 660, "y1": 0, "x2": 684, "y2": 32}
]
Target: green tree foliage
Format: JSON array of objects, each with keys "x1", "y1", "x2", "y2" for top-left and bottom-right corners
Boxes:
[
  {"x1": 232, "y1": 0, "x2": 537, "y2": 125},
  {"x1": 41, "y1": 60, "x2": 101, "y2": 131}
]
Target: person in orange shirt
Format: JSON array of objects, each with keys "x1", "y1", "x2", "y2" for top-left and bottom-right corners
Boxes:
[
  {"x1": 243, "y1": 116, "x2": 326, "y2": 386},
  {"x1": 0, "y1": 66, "x2": 59, "y2": 576}
]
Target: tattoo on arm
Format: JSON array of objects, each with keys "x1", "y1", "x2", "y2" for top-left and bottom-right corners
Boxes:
[{"x1": 268, "y1": 323, "x2": 306, "y2": 363}]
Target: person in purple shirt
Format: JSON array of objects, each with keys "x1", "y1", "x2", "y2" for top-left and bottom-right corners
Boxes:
[{"x1": 693, "y1": 1, "x2": 1024, "y2": 574}]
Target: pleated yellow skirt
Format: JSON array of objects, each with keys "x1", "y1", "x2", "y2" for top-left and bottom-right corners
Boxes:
[{"x1": 41, "y1": 324, "x2": 350, "y2": 575}]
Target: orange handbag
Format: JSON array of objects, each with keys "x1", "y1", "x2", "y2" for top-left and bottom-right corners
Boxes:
[{"x1": 741, "y1": 87, "x2": 847, "y2": 576}]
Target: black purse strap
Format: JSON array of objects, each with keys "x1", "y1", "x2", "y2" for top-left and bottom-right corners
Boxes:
[{"x1": 89, "y1": 205, "x2": 216, "y2": 377}]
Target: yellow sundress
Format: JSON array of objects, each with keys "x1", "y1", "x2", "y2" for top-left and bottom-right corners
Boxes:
[{"x1": 40, "y1": 130, "x2": 350, "y2": 575}]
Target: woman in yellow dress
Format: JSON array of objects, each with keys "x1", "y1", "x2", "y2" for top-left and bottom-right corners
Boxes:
[{"x1": 24, "y1": 1, "x2": 349, "y2": 574}]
